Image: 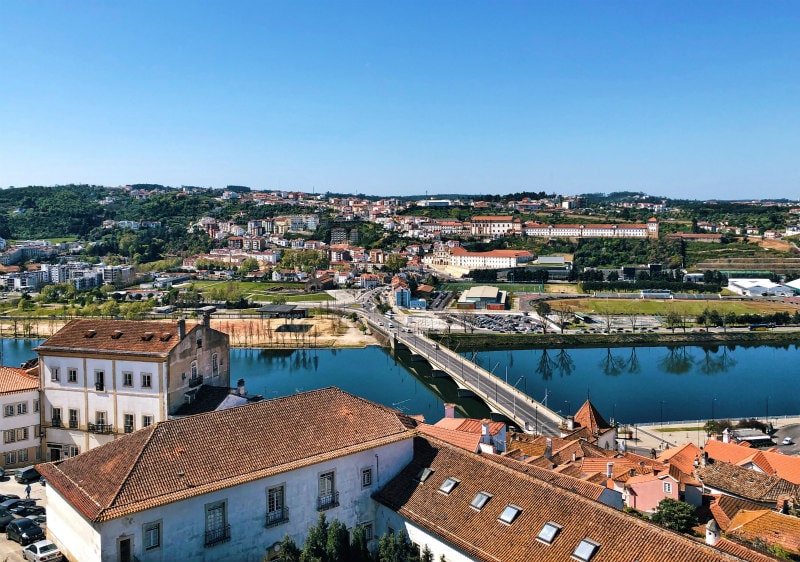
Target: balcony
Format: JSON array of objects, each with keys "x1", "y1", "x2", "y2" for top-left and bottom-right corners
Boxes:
[
  {"x1": 50, "y1": 418, "x2": 62, "y2": 428},
  {"x1": 124, "y1": 425, "x2": 134, "y2": 434},
  {"x1": 265, "y1": 507, "x2": 289, "y2": 528},
  {"x1": 68, "y1": 420, "x2": 78, "y2": 429},
  {"x1": 317, "y1": 491, "x2": 339, "y2": 511},
  {"x1": 204, "y1": 524, "x2": 231, "y2": 547},
  {"x1": 87, "y1": 423, "x2": 113, "y2": 434},
  {"x1": 188, "y1": 375, "x2": 204, "y2": 388},
  {"x1": 95, "y1": 382, "x2": 105, "y2": 392}
]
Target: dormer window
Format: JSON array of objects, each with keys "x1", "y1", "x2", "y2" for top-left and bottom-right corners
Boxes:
[
  {"x1": 470, "y1": 492, "x2": 492, "y2": 510},
  {"x1": 537, "y1": 522, "x2": 562, "y2": 545},
  {"x1": 498, "y1": 504, "x2": 522, "y2": 524},
  {"x1": 111, "y1": 330, "x2": 123, "y2": 339},
  {"x1": 142, "y1": 332, "x2": 154, "y2": 341},
  {"x1": 416, "y1": 468, "x2": 434, "y2": 483},
  {"x1": 84, "y1": 330, "x2": 96, "y2": 338},
  {"x1": 572, "y1": 538, "x2": 600, "y2": 561},
  {"x1": 438, "y1": 477, "x2": 460, "y2": 495}
]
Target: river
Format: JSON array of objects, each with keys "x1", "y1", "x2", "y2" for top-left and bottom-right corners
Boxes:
[{"x1": 5, "y1": 339, "x2": 798, "y2": 426}]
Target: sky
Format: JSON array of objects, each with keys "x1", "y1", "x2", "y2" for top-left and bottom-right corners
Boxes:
[{"x1": 1, "y1": 1, "x2": 798, "y2": 199}]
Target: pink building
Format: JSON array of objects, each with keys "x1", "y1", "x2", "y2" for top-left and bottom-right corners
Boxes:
[{"x1": 625, "y1": 471, "x2": 680, "y2": 512}]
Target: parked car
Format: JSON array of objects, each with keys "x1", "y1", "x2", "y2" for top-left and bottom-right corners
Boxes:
[
  {"x1": 23, "y1": 539, "x2": 62, "y2": 562},
  {"x1": 15, "y1": 466, "x2": 41, "y2": 484},
  {"x1": 6, "y1": 517, "x2": 45, "y2": 545},
  {"x1": 783, "y1": 437, "x2": 794, "y2": 445},
  {"x1": 0, "y1": 508, "x2": 13, "y2": 531},
  {"x1": 13, "y1": 505, "x2": 45, "y2": 517},
  {"x1": 25, "y1": 514, "x2": 46, "y2": 526},
  {"x1": 0, "y1": 498, "x2": 34, "y2": 512},
  {"x1": 0, "y1": 493, "x2": 19, "y2": 503}
]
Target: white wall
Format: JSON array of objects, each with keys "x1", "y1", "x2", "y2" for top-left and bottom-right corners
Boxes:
[
  {"x1": 0, "y1": 388, "x2": 41, "y2": 467},
  {"x1": 46, "y1": 484, "x2": 102, "y2": 562},
  {"x1": 376, "y1": 509, "x2": 475, "y2": 562}
]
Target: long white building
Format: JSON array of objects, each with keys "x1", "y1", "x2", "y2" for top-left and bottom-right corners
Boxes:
[
  {"x1": 523, "y1": 218, "x2": 659, "y2": 238},
  {"x1": 0, "y1": 366, "x2": 41, "y2": 470}
]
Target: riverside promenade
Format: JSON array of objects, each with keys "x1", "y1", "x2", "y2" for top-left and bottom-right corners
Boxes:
[{"x1": 623, "y1": 416, "x2": 800, "y2": 456}]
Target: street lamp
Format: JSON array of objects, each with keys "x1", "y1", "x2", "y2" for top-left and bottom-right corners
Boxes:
[{"x1": 711, "y1": 397, "x2": 717, "y2": 421}]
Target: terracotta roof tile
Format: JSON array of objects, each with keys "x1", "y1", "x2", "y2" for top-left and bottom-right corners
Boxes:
[
  {"x1": 728, "y1": 510, "x2": 800, "y2": 555},
  {"x1": 417, "y1": 423, "x2": 481, "y2": 452},
  {"x1": 709, "y1": 494, "x2": 765, "y2": 531},
  {"x1": 573, "y1": 400, "x2": 611, "y2": 434},
  {"x1": 697, "y1": 461, "x2": 800, "y2": 503},
  {"x1": 714, "y1": 538, "x2": 777, "y2": 562},
  {"x1": 0, "y1": 366, "x2": 38, "y2": 394},
  {"x1": 36, "y1": 318, "x2": 188, "y2": 356},
  {"x1": 37, "y1": 387, "x2": 413, "y2": 522},
  {"x1": 374, "y1": 436, "x2": 750, "y2": 562}
]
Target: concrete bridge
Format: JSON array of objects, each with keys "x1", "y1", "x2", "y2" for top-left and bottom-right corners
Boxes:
[{"x1": 367, "y1": 315, "x2": 564, "y2": 436}]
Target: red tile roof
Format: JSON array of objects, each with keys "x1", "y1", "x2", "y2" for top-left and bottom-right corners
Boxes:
[
  {"x1": 374, "y1": 436, "x2": 751, "y2": 562},
  {"x1": 573, "y1": 399, "x2": 611, "y2": 434},
  {"x1": 727, "y1": 510, "x2": 800, "y2": 555},
  {"x1": 0, "y1": 366, "x2": 38, "y2": 394},
  {"x1": 36, "y1": 319, "x2": 189, "y2": 357},
  {"x1": 37, "y1": 388, "x2": 414, "y2": 522},
  {"x1": 705, "y1": 439, "x2": 800, "y2": 485}
]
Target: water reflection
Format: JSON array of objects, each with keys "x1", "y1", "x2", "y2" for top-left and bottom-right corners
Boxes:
[
  {"x1": 698, "y1": 345, "x2": 736, "y2": 375},
  {"x1": 600, "y1": 348, "x2": 626, "y2": 376},
  {"x1": 555, "y1": 349, "x2": 575, "y2": 377},
  {"x1": 659, "y1": 346, "x2": 694, "y2": 374}
]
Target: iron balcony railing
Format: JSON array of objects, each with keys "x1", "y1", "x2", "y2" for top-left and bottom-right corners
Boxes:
[
  {"x1": 51, "y1": 418, "x2": 62, "y2": 428},
  {"x1": 317, "y1": 492, "x2": 339, "y2": 511},
  {"x1": 265, "y1": 506, "x2": 289, "y2": 528},
  {"x1": 87, "y1": 423, "x2": 113, "y2": 434},
  {"x1": 204, "y1": 524, "x2": 231, "y2": 547},
  {"x1": 189, "y1": 375, "x2": 204, "y2": 388},
  {"x1": 69, "y1": 420, "x2": 79, "y2": 429}
]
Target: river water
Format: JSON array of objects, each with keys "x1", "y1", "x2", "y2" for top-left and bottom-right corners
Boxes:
[{"x1": 5, "y1": 339, "x2": 798, "y2": 426}]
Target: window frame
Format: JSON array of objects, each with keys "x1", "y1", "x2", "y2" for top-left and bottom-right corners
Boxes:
[
  {"x1": 94, "y1": 370, "x2": 105, "y2": 391},
  {"x1": 572, "y1": 538, "x2": 600, "y2": 561},
  {"x1": 50, "y1": 367, "x2": 60, "y2": 382},
  {"x1": 3, "y1": 405, "x2": 14, "y2": 418},
  {"x1": 142, "y1": 415, "x2": 153, "y2": 428},
  {"x1": 69, "y1": 408, "x2": 79, "y2": 429},
  {"x1": 122, "y1": 371, "x2": 133, "y2": 387},
  {"x1": 124, "y1": 413, "x2": 135, "y2": 433},
  {"x1": 141, "y1": 373, "x2": 152, "y2": 388},
  {"x1": 68, "y1": 368, "x2": 78, "y2": 383},
  {"x1": 663, "y1": 481, "x2": 672, "y2": 494},
  {"x1": 361, "y1": 467, "x2": 373, "y2": 488},
  {"x1": 143, "y1": 521, "x2": 161, "y2": 551}
]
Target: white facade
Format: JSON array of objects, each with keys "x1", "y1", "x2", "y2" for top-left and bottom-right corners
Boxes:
[
  {"x1": 0, "y1": 387, "x2": 41, "y2": 469},
  {"x1": 46, "y1": 440, "x2": 413, "y2": 562}
]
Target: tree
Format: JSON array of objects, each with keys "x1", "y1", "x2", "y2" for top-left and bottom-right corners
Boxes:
[
  {"x1": 325, "y1": 519, "x2": 351, "y2": 562},
  {"x1": 349, "y1": 525, "x2": 373, "y2": 562},
  {"x1": 239, "y1": 257, "x2": 260, "y2": 275},
  {"x1": 271, "y1": 535, "x2": 301, "y2": 562},
  {"x1": 301, "y1": 513, "x2": 329, "y2": 561},
  {"x1": 651, "y1": 498, "x2": 698, "y2": 533},
  {"x1": 384, "y1": 254, "x2": 408, "y2": 273}
]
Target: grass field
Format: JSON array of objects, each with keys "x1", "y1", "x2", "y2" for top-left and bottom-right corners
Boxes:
[
  {"x1": 557, "y1": 298, "x2": 799, "y2": 316},
  {"x1": 191, "y1": 280, "x2": 305, "y2": 292}
]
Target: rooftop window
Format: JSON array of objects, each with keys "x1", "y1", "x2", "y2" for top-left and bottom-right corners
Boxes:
[
  {"x1": 537, "y1": 522, "x2": 562, "y2": 545},
  {"x1": 572, "y1": 538, "x2": 600, "y2": 561},
  {"x1": 438, "y1": 477, "x2": 460, "y2": 494},
  {"x1": 470, "y1": 492, "x2": 492, "y2": 510},
  {"x1": 498, "y1": 504, "x2": 522, "y2": 524},
  {"x1": 416, "y1": 468, "x2": 434, "y2": 483}
]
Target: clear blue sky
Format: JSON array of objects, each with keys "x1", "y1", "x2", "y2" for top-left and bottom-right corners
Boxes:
[{"x1": 1, "y1": 1, "x2": 798, "y2": 199}]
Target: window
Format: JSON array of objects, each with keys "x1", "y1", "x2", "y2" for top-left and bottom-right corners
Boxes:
[
  {"x1": 95, "y1": 370, "x2": 105, "y2": 391},
  {"x1": 438, "y1": 477, "x2": 460, "y2": 494},
  {"x1": 52, "y1": 407, "x2": 62, "y2": 427},
  {"x1": 498, "y1": 504, "x2": 522, "y2": 524},
  {"x1": 191, "y1": 362, "x2": 198, "y2": 378},
  {"x1": 3, "y1": 430, "x2": 15, "y2": 444},
  {"x1": 142, "y1": 415, "x2": 153, "y2": 428},
  {"x1": 35, "y1": 448, "x2": 41, "y2": 460},
  {"x1": 96, "y1": 411, "x2": 107, "y2": 426},
  {"x1": 470, "y1": 491, "x2": 492, "y2": 510},
  {"x1": 212, "y1": 353, "x2": 219, "y2": 377},
  {"x1": 4, "y1": 452, "x2": 15, "y2": 464},
  {"x1": 361, "y1": 468, "x2": 373, "y2": 488},
  {"x1": 33, "y1": 400, "x2": 39, "y2": 413},
  {"x1": 318, "y1": 471, "x2": 338, "y2": 510},
  {"x1": 124, "y1": 414, "x2": 134, "y2": 433},
  {"x1": 68, "y1": 445, "x2": 79, "y2": 457},
  {"x1": 16, "y1": 403, "x2": 27, "y2": 415},
  {"x1": 417, "y1": 467, "x2": 434, "y2": 482},
  {"x1": 16, "y1": 428, "x2": 28, "y2": 441},
  {"x1": 144, "y1": 522, "x2": 161, "y2": 550},
  {"x1": 68, "y1": 368, "x2": 78, "y2": 383},
  {"x1": 18, "y1": 449, "x2": 28, "y2": 462},
  {"x1": 663, "y1": 482, "x2": 672, "y2": 494},
  {"x1": 572, "y1": 538, "x2": 600, "y2": 561},
  {"x1": 142, "y1": 373, "x2": 152, "y2": 388},
  {"x1": 361, "y1": 522, "x2": 374, "y2": 541},
  {"x1": 122, "y1": 372, "x2": 133, "y2": 387},
  {"x1": 69, "y1": 409, "x2": 79, "y2": 429},
  {"x1": 3, "y1": 405, "x2": 13, "y2": 417},
  {"x1": 267, "y1": 485, "x2": 287, "y2": 527},
  {"x1": 196, "y1": 334, "x2": 202, "y2": 348},
  {"x1": 537, "y1": 522, "x2": 562, "y2": 545},
  {"x1": 51, "y1": 367, "x2": 59, "y2": 382},
  {"x1": 204, "y1": 501, "x2": 230, "y2": 547}
]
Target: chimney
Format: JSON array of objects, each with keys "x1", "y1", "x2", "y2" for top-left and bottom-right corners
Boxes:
[
  {"x1": 572, "y1": 452, "x2": 577, "y2": 463},
  {"x1": 567, "y1": 416, "x2": 575, "y2": 431},
  {"x1": 236, "y1": 378, "x2": 247, "y2": 397},
  {"x1": 782, "y1": 499, "x2": 790, "y2": 514},
  {"x1": 177, "y1": 319, "x2": 186, "y2": 340},
  {"x1": 606, "y1": 462, "x2": 614, "y2": 478},
  {"x1": 444, "y1": 403, "x2": 456, "y2": 419},
  {"x1": 705, "y1": 519, "x2": 721, "y2": 546},
  {"x1": 202, "y1": 310, "x2": 211, "y2": 327},
  {"x1": 481, "y1": 419, "x2": 491, "y2": 437},
  {"x1": 544, "y1": 438, "x2": 552, "y2": 460},
  {"x1": 702, "y1": 452, "x2": 709, "y2": 467},
  {"x1": 722, "y1": 428, "x2": 730, "y2": 444}
]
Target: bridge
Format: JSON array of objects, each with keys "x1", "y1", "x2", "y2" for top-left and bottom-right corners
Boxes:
[{"x1": 362, "y1": 311, "x2": 564, "y2": 436}]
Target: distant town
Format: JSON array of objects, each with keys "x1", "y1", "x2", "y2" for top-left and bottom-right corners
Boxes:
[{"x1": 1, "y1": 184, "x2": 800, "y2": 562}]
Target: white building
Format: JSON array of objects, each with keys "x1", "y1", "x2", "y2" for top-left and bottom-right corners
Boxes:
[
  {"x1": 523, "y1": 218, "x2": 658, "y2": 239},
  {"x1": 726, "y1": 278, "x2": 793, "y2": 297},
  {"x1": 0, "y1": 366, "x2": 41, "y2": 470},
  {"x1": 38, "y1": 388, "x2": 415, "y2": 562},
  {"x1": 447, "y1": 247, "x2": 534, "y2": 270},
  {"x1": 36, "y1": 314, "x2": 230, "y2": 460}
]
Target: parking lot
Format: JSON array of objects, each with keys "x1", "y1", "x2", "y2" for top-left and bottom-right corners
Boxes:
[{"x1": 0, "y1": 471, "x2": 48, "y2": 562}]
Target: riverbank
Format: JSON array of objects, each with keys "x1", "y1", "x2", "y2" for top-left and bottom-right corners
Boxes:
[{"x1": 433, "y1": 329, "x2": 800, "y2": 351}]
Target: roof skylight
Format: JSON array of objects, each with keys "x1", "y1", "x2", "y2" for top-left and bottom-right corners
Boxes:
[
  {"x1": 416, "y1": 468, "x2": 434, "y2": 482},
  {"x1": 537, "y1": 521, "x2": 562, "y2": 545},
  {"x1": 438, "y1": 477, "x2": 460, "y2": 494},
  {"x1": 470, "y1": 491, "x2": 492, "y2": 510},
  {"x1": 572, "y1": 538, "x2": 600, "y2": 561},
  {"x1": 498, "y1": 504, "x2": 522, "y2": 524}
]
